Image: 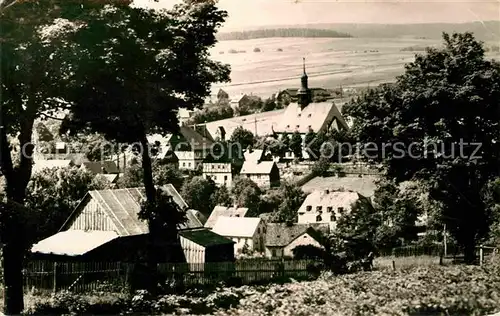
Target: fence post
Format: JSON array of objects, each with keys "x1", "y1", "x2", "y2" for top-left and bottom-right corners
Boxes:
[
  {"x1": 479, "y1": 244, "x2": 484, "y2": 266},
  {"x1": 53, "y1": 262, "x2": 58, "y2": 293}
]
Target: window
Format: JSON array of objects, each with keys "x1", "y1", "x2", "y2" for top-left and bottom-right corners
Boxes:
[
  {"x1": 306, "y1": 205, "x2": 312, "y2": 212},
  {"x1": 296, "y1": 125, "x2": 300, "y2": 129},
  {"x1": 188, "y1": 163, "x2": 192, "y2": 167},
  {"x1": 316, "y1": 206, "x2": 322, "y2": 212},
  {"x1": 286, "y1": 125, "x2": 290, "y2": 128},
  {"x1": 308, "y1": 114, "x2": 312, "y2": 118},
  {"x1": 327, "y1": 207, "x2": 333, "y2": 212},
  {"x1": 218, "y1": 165, "x2": 221, "y2": 169},
  {"x1": 212, "y1": 165, "x2": 215, "y2": 169},
  {"x1": 298, "y1": 114, "x2": 301, "y2": 117},
  {"x1": 330, "y1": 214, "x2": 336, "y2": 222},
  {"x1": 214, "y1": 175, "x2": 217, "y2": 180},
  {"x1": 183, "y1": 162, "x2": 186, "y2": 167},
  {"x1": 263, "y1": 227, "x2": 266, "y2": 233},
  {"x1": 303, "y1": 235, "x2": 307, "y2": 238},
  {"x1": 257, "y1": 228, "x2": 260, "y2": 234},
  {"x1": 272, "y1": 249, "x2": 277, "y2": 257},
  {"x1": 224, "y1": 175, "x2": 228, "y2": 181},
  {"x1": 247, "y1": 175, "x2": 250, "y2": 178},
  {"x1": 338, "y1": 207, "x2": 344, "y2": 214},
  {"x1": 316, "y1": 215, "x2": 322, "y2": 222}
]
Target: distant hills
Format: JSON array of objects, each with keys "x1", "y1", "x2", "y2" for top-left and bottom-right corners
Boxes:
[
  {"x1": 216, "y1": 28, "x2": 352, "y2": 41},
  {"x1": 218, "y1": 21, "x2": 500, "y2": 42}
]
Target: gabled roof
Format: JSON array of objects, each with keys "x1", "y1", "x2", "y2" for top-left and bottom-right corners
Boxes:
[
  {"x1": 240, "y1": 161, "x2": 277, "y2": 175},
  {"x1": 203, "y1": 110, "x2": 285, "y2": 139},
  {"x1": 300, "y1": 190, "x2": 366, "y2": 212},
  {"x1": 31, "y1": 230, "x2": 119, "y2": 256},
  {"x1": 276, "y1": 102, "x2": 349, "y2": 134},
  {"x1": 179, "y1": 228, "x2": 234, "y2": 247},
  {"x1": 244, "y1": 149, "x2": 264, "y2": 163},
  {"x1": 33, "y1": 159, "x2": 74, "y2": 173},
  {"x1": 212, "y1": 217, "x2": 261, "y2": 238},
  {"x1": 205, "y1": 205, "x2": 248, "y2": 229},
  {"x1": 169, "y1": 126, "x2": 214, "y2": 152},
  {"x1": 60, "y1": 185, "x2": 199, "y2": 236},
  {"x1": 96, "y1": 174, "x2": 119, "y2": 183},
  {"x1": 81, "y1": 161, "x2": 119, "y2": 175},
  {"x1": 265, "y1": 224, "x2": 323, "y2": 247},
  {"x1": 188, "y1": 209, "x2": 207, "y2": 226}
]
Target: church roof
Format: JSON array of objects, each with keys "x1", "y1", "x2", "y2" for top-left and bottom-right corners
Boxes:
[{"x1": 275, "y1": 102, "x2": 349, "y2": 134}]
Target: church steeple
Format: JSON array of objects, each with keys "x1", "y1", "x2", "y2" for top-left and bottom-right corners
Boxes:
[{"x1": 297, "y1": 57, "x2": 311, "y2": 109}]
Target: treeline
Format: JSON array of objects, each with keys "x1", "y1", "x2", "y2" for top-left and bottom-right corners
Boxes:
[{"x1": 217, "y1": 28, "x2": 352, "y2": 41}]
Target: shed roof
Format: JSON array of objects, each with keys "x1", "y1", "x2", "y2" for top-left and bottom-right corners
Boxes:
[
  {"x1": 179, "y1": 228, "x2": 234, "y2": 247},
  {"x1": 205, "y1": 205, "x2": 248, "y2": 229},
  {"x1": 211, "y1": 217, "x2": 261, "y2": 238},
  {"x1": 31, "y1": 230, "x2": 119, "y2": 256}
]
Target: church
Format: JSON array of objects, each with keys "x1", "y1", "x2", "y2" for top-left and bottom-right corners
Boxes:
[{"x1": 201, "y1": 59, "x2": 350, "y2": 142}]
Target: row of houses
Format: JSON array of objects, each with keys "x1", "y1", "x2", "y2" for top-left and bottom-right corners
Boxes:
[{"x1": 31, "y1": 180, "x2": 366, "y2": 263}]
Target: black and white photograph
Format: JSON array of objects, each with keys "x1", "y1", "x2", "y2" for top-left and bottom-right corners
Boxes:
[{"x1": 1, "y1": 0, "x2": 500, "y2": 314}]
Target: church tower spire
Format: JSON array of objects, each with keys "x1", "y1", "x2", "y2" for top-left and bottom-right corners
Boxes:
[{"x1": 297, "y1": 57, "x2": 311, "y2": 109}]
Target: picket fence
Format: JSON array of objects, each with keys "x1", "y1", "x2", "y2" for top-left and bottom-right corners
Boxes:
[{"x1": 22, "y1": 259, "x2": 316, "y2": 293}]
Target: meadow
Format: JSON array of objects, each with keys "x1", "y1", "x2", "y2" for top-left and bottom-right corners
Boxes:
[{"x1": 209, "y1": 37, "x2": 500, "y2": 99}]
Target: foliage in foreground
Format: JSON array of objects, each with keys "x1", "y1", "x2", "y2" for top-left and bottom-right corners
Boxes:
[{"x1": 25, "y1": 264, "x2": 500, "y2": 316}]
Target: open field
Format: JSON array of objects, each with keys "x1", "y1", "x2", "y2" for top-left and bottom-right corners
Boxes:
[{"x1": 209, "y1": 37, "x2": 500, "y2": 99}]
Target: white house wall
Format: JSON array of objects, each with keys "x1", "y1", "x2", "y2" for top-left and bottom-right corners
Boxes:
[{"x1": 68, "y1": 199, "x2": 117, "y2": 232}]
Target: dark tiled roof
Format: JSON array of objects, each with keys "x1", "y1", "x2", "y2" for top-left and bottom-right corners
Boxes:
[
  {"x1": 82, "y1": 161, "x2": 120, "y2": 174},
  {"x1": 265, "y1": 223, "x2": 323, "y2": 247},
  {"x1": 179, "y1": 228, "x2": 234, "y2": 247}
]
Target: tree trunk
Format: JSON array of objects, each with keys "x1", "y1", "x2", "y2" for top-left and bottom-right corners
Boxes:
[
  {"x1": 2, "y1": 242, "x2": 24, "y2": 315},
  {"x1": 139, "y1": 133, "x2": 158, "y2": 294}
]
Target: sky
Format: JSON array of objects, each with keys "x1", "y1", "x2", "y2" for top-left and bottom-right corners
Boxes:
[{"x1": 134, "y1": 0, "x2": 500, "y2": 31}]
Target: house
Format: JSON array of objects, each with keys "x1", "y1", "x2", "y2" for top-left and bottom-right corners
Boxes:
[
  {"x1": 31, "y1": 185, "x2": 202, "y2": 262},
  {"x1": 179, "y1": 228, "x2": 235, "y2": 264},
  {"x1": 217, "y1": 89, "x2": 229, "y2": 101},
  {"x1": 202, "y1": 143, "x2": 243, "y2": 188},
  {"x1": 211, "y1": 217, "x2": 266, "y2": 255},
  {"x1": 178, "y1": 108, "x2": 194, "y2": 126},
  {"x1": 229, "y1": 93, "x2": 248, "y2": 111},
  {"x1": 187, "y1": 209, "x2": 208, "y2": 227},
  {"x1": 264, "y1": 223, "x2": 323, "y2": 258},
  {"x1": 297, "y1": 189, "x2": 372, "y2": 231},
  {"x1": 204, "y1": 205, "x2": 248, "y2": 229},
  {"x1": 80, "y1": 161, "x2": 120, "y2": 175},
  {"x1": 240, "y1": 160, "x2": 280, "y2": 189},
  {"x1": 170, "y1": 125, "x2": 214, "y2": 171}
]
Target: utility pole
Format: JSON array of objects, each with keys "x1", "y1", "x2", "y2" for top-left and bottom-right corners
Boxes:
[{"x1": 254, "y1": 116, "x2": 257, "y2": 136}]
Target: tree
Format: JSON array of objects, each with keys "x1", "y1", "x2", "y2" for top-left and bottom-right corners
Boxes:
[
  {"x1": 25, "y1": 167, "x2": 112, "y2": 241},
  {"x1": 211, "y1": 185, "x2": 232, "y2": 207},
  {"x1": 270, "y1": 182, "x2": 306, "y2": 223},
  {"x1": 117, "y1": 162, "x2": 184, "y2": 190},
  {"x1": 230, "y1": 126, "x2": 255, "y2": 150},
  {"x1": 261, "y1": 98, "x2": 277, "y2": 112},
  {"x1": 343, "y1": 33, "x2": 500, "y2": 263},
  {"x1": 289, "y1": 131, "x2": 303, "y2": 159},
  {"x1": 58, "y1": 1, "x2": 230, "y2": 289},
  {"x1": 311, "y1": 157, "x2": 331, "y2": 177},
  {"x1": 231, "y1": 177, "x2": 262, "y2": 216},
  {"x1": 0, "y1": 0, "x2": 104, "y2": 312},
  {"x1": 181, "y1": 176, "x2": 217, "y2": 216}
]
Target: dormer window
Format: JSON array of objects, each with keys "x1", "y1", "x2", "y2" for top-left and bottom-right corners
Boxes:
[
  {"x1": 308, "y1": 114, "x2": 312, "y2": 118},
  {"x1": 338, "y1": 207, "x2": 344, "y2": 214},
  {"x1": 327, "y1": 207, "x2": 333, "y2": 212},
  {"x1": 316, "y1": 206, "x2": 322, "y2": 212},
  {"x1": 306, "y1": 205, "x2": 312, "y2": 211}
]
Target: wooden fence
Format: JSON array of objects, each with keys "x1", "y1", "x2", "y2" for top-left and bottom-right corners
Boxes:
[{"x1": 22, "y1": 259, "x2": 316, "y2": 293}]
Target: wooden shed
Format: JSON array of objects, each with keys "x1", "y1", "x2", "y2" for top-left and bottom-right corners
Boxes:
[{"x1": 179, "y1": 228, "x2": 235, "y2": 264}]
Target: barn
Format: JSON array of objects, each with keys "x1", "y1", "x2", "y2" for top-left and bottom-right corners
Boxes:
[{"x1": 31, "y1": 185, "x2": 202, "y2": 262}]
